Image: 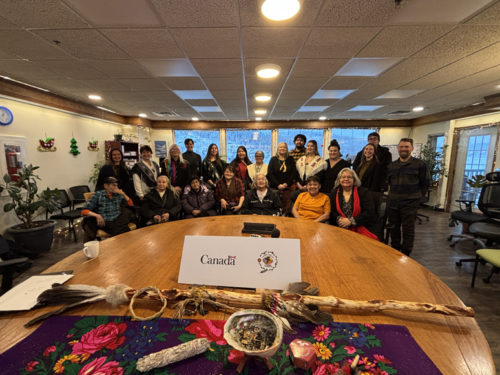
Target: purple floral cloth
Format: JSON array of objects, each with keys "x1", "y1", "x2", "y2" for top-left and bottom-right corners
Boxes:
[{"x1": 0, "y1": 315, "x2": 441, "y2": 374}]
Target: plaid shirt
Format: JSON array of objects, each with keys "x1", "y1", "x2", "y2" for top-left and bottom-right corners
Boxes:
[
  {"x1": 83, "y1": 190, "x2": 128, "y2": 221},
  {"x1": 215, "y1": 177, "x2": 245, "y2": 204},
  {"x1": 289, "y1": 148, "x2": 306, "y2": 162}
]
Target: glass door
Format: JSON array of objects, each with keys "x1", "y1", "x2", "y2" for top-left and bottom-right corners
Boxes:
[{"x1": 450, "y1": 125, "x2": 498, "y2": 210}]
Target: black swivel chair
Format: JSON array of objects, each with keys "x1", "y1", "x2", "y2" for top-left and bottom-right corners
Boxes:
[
  {"x1": 455, "y1": 171, "x2": 500, "y2": 268},
  {"x1": 448, "y1": 189, "x2": 488, "y2": 247},
  {"x1": 69, "y1": 185, "x2": 91, "y2": 209},
  {"x1": 46, "y1": 189, "x2": 83, "y2": 242}
]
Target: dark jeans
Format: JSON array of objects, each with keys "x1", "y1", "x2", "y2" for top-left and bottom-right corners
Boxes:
[
  {"x1": 387, "y1": 199, "x2": 419, "y2": 256},
  {"x1": 83, "y1": 210, "x2": 132, "y2": 241}
]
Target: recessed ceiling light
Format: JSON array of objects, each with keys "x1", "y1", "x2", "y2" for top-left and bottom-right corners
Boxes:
[
  {"x1": 255, "y1": 117, "x2": 262, "y2": 121},
  {"x1": 256, "y1": 64, "x2": 281, "y2": 79},
  {"x1": 139, "y1": 113, "x2": 148, "y2": 118},
  {"x1": 254, "y1": 93, "x2": 272, "y2": 102},
  {"x1": 254, "y1": 109, "x2": 267, "y2": 115},
  {"x1": 319, "y1": 116, "x2": 327, "y2": 120},
  {"x1": 88, "y1": 94, "x2": 102, "y2": 101},
  {"x1": 261, "y1": 0, "x2": 300, "y2": 21},
  {"x1": 412, "y1": 106, "x2": 424, "y2": 112},
  {"x1": 495, "y1": 84, "x2": 500, "y2": 89},
  {"x1": 192, "y1": 117, "x2": 199, "y2": 121}
]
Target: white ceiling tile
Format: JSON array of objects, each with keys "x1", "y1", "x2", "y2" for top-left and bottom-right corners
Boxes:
[
  {"x1": 0, "y1": 60, "x2": 58, "y2": 80},
  {"x1": 1, "y1": 0, "x2": 89, "y2": 28},
  {"x1": 322, "y1": 76, "x2": 372, "y2": 89},
  {"x1": 376, "y1": 89, "x2": 424, "y2": 99},
  {"x1": 466, "y1": 1, "x2": 500, "y2": 24},
  {"x1": 242, "y1": 27, "x2": 309, "y2": 58},
  {"x1": 102, "y1": 29, "x2": 184, "y2": 59},
  {"x1": 34, "y1": 29, "x2": 128, "y2": 59},
  {"x1": 37, "y1": 60, "x2": 108, "y2": 80},
  {"x1": 336, "y1": 58, "x2": 402, "y2": 77},
  {"x1": 316, "y1": 0, "x2": 399, "y2": 26},
  {"x1": 291, "y1": 58, "x2": 348, "y2": 78},
  {"x1": 0, "y1": 30, "x2": 70, "y2": 60},
  {"x1": 138, "y1": 59, "x2": 198, "y2": 77},
  {"x1": 65, "y1": 0, "x2": 161, "y2": 27},
  {"x1": 190, "y1": 59, "x2": 243, "y2": 78},
  {"x1": 171, "y1": 28, "x2": 240, "y2": 58},
  {"x1": 357, "y1": 25, "x2": 453, "y2": 57},
  {"x1": 203, "y1": 77, "x2": 244, "y2": 90},
  {"x1": 151, "y1": 0, "x2": 237, "y2": 27},
  {"x1": 391, "y1": 0, "x2": 492, "y2": 24},
  {"x1": 414, "y1": 25, "x2": 500, "y2": 59},
  {"x1": 301, "y1": 27, "x2": 380, "y2": 58},
  {"x1": 161, "y1": 77, "x2": 206, "y2": 90},
  {"x1": 117, "y1": 78, "x2": 168, "y2": 91},
  {"x1": 86, "y1": 60, "x2": 152, "y2": 78}
]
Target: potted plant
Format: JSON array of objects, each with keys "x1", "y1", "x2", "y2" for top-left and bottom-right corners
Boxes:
[
  {"x1": 464, "y1": 174, "x2": 487, "y2": 201},
  {"x1": 0, "y1": 164, "x2": 61, "y2": 256},
  {"x1": 421, "y1": 141, "x2": 448, "y2": 189}
]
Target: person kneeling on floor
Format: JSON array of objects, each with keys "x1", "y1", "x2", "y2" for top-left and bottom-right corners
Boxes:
[{"x1": 82, "y1": 176, "x2": 135, "y2": 241}]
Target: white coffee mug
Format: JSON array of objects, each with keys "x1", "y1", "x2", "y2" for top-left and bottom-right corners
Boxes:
[{"x1": 83, "y1": 240, "x2": 99, "y2": 259}]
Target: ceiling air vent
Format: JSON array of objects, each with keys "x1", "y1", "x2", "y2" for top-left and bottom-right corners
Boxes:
[
  {"x1": 152, "y1": 111, "x2": 178, "y2": 117},
  {"x1": 388, "y1": 110, "x2": 411, "y2": 115}
]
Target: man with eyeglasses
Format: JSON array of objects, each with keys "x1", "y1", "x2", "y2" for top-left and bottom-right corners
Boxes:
[{"x1": 387, "y1": 138, "x2": 430, "y2": 256}]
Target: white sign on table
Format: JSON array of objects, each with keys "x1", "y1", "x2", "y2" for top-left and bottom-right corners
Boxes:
[{"x1": 178, "y1": 235, "x2": 301, "y2": 290}]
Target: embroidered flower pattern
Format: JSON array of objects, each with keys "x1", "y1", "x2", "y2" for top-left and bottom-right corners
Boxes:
[{"x1": 18, "y1": 317, "x2": 403, "y2": 375}]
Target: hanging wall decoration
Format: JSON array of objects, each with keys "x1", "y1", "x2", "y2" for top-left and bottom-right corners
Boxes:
[
  {"x1": 38, "y1": 137, "x2": 56, "y2": 152},
  {"x1": 69, "y1": 137, "x2": 80, "y2": 155},
  {"x1": 88, "y1": 139, "x2": 99, "y2": 151}
]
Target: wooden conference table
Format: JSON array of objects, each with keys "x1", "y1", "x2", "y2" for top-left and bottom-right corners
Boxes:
[{"x1": 0, "y1": 216, "x2": 494, "y2": 374}]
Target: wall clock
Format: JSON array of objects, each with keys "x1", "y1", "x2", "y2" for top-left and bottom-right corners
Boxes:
[{"x1": 0, "y1": 106, "x2": 14, "y2": 125}]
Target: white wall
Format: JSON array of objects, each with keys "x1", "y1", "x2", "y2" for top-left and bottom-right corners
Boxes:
[{"x1": 0, "y1": 96, "x2": 145, "y2": 232}]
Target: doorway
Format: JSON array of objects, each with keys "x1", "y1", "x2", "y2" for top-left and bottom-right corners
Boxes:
[{"x1": 449, "y1": 125, "x2": 498, "y2": 211}]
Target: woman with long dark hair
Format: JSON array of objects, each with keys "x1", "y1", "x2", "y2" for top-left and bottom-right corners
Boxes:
[
  {"x1": 230, "y1": 145, "x2": 252, "y2": 188},
  {"x1": 214, "y1": 165, "x2": 245, "y2": 215},
  {"x1": 202, "y1": 143, "x2": 227, "y2": 190},
  {"x1": 354, "y1": 143, "x2": 384, "y2": 193},
  {"x1": 131, "y1": 145, "x2": 160, "y2": 201},
  {"x1": 321, "y1": 140, "x2": 350, "y2": 193},
  {"x1": 95, "y1": 148, "x2": 132, "y2": 196}
]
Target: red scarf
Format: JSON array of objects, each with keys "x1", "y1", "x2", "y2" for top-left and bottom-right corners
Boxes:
[{"x1": 336, "y1": 186, "x2": 378, "y2": 240}]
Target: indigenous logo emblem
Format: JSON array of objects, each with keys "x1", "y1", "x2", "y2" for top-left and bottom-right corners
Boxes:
[{"x1": 257, "y1": 251, "x2": 278, "y2": 273}]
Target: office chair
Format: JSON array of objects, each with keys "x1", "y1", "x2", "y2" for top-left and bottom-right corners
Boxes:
[
  {"x1": 69, "y1": 185, "x2": 91, "y2": 209},
  {"x1": 455, "y1": 171, "x2": 500, "y2": 268},
  {"x1": 447, "y1": 190, "x2": 488, "y2": 247},
  {"x1": 46, "y1": 189, "x2": 82, "y2": 242},
  {"x1": 0, "y1": 236, "x2": 30, "y2": 295}
]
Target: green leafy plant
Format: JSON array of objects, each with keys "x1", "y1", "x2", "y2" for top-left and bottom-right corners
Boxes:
[
  {"x1": 88, "y1": 160, "x2": 105, "y2": 185},
  {"x1": 466, "y1": 174, "x2": 487, "y2": 188},
  {"x1": 0, "y1": 164, "x2": 60, "y2": 228},
  {"x1": 421, "y1": 140, "x2": 448, "y2": 186}
]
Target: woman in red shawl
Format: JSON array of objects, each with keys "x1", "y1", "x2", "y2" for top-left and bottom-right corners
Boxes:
[{"x1": 329, "y1": 168, "x2": 378, "y2": 240}]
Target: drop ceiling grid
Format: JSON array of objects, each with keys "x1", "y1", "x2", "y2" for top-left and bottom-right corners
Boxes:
[{"x1": 0, "y1": 0, "x2": 498, "y2": 121}]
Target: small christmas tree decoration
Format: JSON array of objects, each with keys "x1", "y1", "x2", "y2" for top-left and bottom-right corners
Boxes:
[
  {"x1": 38, "y1": 137, "x2": 56, "y2": 152},
  {"x1": 69, "y1": 137, "x2": 80, "y2": 155}
]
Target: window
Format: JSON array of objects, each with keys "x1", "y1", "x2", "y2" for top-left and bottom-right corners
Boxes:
[
  {"x1": 174, "y1": 130, "x2": 220, "y2": 159},
  {"x1": 461, "y1": 134, "x2": 491, "y2": 200},
  {"x1": 278, "y1": 128, "x2": 325, "y2": 157},
  {"x1": 330, "y1": 128, "x2": 376, "y2": 163},
  {"x1": 226, "y1": 129, "x2": 272, "y2": 164}
]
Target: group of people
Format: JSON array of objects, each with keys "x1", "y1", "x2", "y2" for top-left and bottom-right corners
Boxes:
[{"x1": 84, "y1": 133, "x2": 429, "y2": 256}]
